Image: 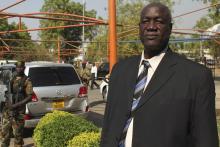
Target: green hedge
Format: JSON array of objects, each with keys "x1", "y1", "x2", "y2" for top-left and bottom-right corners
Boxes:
[
  {"x1": 67, "y1": 132, "x2": 100, "y2": 147},
  {"x1": 33, "y1": 110, "x2": 99, "y2": 147}
]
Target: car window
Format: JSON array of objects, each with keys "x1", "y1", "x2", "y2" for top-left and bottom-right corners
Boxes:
[
  {"x1": 28, "y1": 66, "x2": 80, "y2": 87},
  {"x1": 103, "y1": 63, "x2": 109, "y2": 70},
  {"x1": 99, "y1": 63, "x2": 109, "y2": 71}
]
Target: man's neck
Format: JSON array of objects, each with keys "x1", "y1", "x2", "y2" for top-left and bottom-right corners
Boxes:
[{"x1": 144, "y1": 46, "x2": 168, "y2": 59}]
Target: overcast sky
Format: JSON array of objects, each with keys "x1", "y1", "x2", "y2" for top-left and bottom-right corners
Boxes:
[{"x1": 1, "y1": 0, "x2": 208, "y2": 39}]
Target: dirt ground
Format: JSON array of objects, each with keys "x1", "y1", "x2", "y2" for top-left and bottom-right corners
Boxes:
[{"x1": 215, "y1": 67, "x2": 220, "y2": 77}]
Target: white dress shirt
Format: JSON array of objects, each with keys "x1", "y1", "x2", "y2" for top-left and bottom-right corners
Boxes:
[
  {"x1": 91, "y1": 65, "x2": 97, "y2": 78},
  {"x1": 125, "y1": 50, "x2": 166, "y2": 147}
]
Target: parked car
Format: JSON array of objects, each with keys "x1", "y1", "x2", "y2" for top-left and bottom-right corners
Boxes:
[
  {"x1": 23, "y1": 62, "x2": 89, "y2": 128},
  {"x1": 0, "y1": 60, "x2": 17, "y2": 65},
  {"x1": 97, "y1": 62, "x2": 109, "y2": 79},
  {"x1": 100, "y1": 76, "x2": 109, "y2": 102},
  {"x1": 0, "y1": 64, "x2": 16, "y2": 85},
  {"x1": 0, "y1": 64, "x2": 16, "y2": 123},
  {"x1": 206, "y1": 59, "x2": 215, "y2": 66},
  {"x1": 0, "y1": 84, "x2": 7, "y2": 113}
]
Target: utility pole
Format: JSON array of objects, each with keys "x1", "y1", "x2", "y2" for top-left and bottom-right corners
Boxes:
[
  {"x1": 199, "y1": 31, "x2": 204, "y2": 61},
  {"x1": 200, "y1": 34, "x2": 203, "y2": 58},
  {"x1": 57, "y1": 36, "x2": 60, "y2": 63},
  {"x1": 82, "y1": 0, "x2": 85, "y2": 60},
  {"x1": 108, "y1": 0, "x2": 117, "y2": 71}
]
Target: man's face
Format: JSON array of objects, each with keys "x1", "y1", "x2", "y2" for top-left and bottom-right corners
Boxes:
[
  {"x1": 16, "y1": 66, "x2": 25, "y2": 75},
  {"x1": 139, "y1": 5, "x2": 172, "y2": 55}
]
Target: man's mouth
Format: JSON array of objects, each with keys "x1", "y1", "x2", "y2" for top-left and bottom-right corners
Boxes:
[
  {"x1": 145, "y1": 35, "x2": 158, "y2": 40},
  {"x1": 146, "y1": 35, "x2": 158, "y2": 40}
]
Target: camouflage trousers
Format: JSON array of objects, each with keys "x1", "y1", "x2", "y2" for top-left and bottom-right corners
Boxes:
[
  {"x1": 82, "y1": 78, "x2": 90, "y2": 87},
  {"x1": 0, "y1": 108, "x2": 24, "y2": 147}
]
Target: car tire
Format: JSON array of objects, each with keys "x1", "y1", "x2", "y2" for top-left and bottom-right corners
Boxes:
[{"x1": 102, "y1": 87, "x2": 107, "y2": 102}]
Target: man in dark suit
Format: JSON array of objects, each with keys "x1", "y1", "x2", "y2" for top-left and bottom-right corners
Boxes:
[{"x1": 101, "y1": 2, "x2": 219, "y2": 147}]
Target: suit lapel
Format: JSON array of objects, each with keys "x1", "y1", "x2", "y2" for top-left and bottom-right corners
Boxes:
[{"x1": 136, "y1": 50, "x2": 177, "y2": 110}]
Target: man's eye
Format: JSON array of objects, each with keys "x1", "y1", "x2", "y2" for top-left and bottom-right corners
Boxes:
[
  {"x1": 141, "y1": 20, "x2": 149, "y2": 24},
  {"x1": 156, "y1": 20, "x2": 164, "y2": 24}
]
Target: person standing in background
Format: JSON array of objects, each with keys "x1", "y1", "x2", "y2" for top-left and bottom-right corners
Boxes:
[
  {"x1": 79, "y1": 62, "x2": 91, "y2": 86},
  {"x1": 90, "y1": 63, "x2": 99, "y2": 89},
  {"x1": 0, "y1": 61, "x2": 33, "y2": 147}
]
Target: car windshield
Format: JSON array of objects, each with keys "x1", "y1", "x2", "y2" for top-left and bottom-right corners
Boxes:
[{"x1": 28, "y1": 66, "x2": 80, "y2": 87}]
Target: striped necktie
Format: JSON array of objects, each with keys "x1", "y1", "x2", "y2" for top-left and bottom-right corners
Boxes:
[{"x1": 119, "y1": 60, "x2": 150, "y2": 147}]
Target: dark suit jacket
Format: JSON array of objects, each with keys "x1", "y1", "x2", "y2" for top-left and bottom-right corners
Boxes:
[{"x1": 100, "y1": 50, "x2": 219, "y2": 147}]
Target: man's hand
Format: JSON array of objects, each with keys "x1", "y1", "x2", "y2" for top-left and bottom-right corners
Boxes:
[
  {"x1": 5, "y1": 98, "x2": 17, "y2": 110},
  {"x1": 6, "y1": 101, "x2": 14, "y2": 110}
]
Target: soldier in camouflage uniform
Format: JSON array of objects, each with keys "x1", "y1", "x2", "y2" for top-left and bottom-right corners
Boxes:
[
  {"x1": 0, "y1": 61, "x2": 33, "y2": 147},
  {"x1": 79, "y1": 62, "x2": 91, "y2": 86},
  {"x1": 73, "y1": 61, "x2": 80, "y2": 74}
]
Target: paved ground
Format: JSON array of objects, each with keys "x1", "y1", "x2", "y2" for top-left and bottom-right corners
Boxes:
[
  {"x1": 215, "y1": 78, "x2": 220, "y2": 109},
  {"x1": 213, "y1": 67, "x2": 220, "y2": 114}
]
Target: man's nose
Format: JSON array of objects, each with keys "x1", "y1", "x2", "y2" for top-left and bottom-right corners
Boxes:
[{"x1": 146, "y1": 21, "x2": 157, "y2": 31}]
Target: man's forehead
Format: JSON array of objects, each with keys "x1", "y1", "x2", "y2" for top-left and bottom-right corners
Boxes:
[
  {"x1": 16, "y1": 61, "x2": 25, "y2": 67},
  {"x1": 140, "y1": 5, "x2": 171, "y2": 21},
  {"x1": 142, "y1": 8, "x2": 161, "y2": 17},
  {"x1": 142, "y1": 6, "x2": 168, "y2": 15}
]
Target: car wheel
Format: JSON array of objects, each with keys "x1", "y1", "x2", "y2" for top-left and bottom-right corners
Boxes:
[{"x1": 102, "y1": 87, "x2": 107, "y2": 102}]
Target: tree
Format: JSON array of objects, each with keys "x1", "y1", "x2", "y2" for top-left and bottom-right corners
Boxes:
[
  {"x1": 40, "y1": 0, "x2": 98, "y2": 59},
  {"x1": 193, "y1": 0, "x2": 220, "y2": 58},
  {"x1": 0, "y1": 19, "x2": 35, "y2": 60},
  {"x1": 0, "y1": 19, "x2": 56, "y2": 61},
  {"x1": 87, "y1": 0, "x2": 175, "y2": 61},
  {"x1": 86, "y1": 25, "x2": 108, "y2": 62}
]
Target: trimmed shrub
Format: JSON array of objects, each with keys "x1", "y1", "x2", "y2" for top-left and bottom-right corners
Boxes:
[
  {"x1": 67, "y1": 132, "x2": 100, "y2": 147},
  {"x1": 33, "y1": 110, "x2": 99, "y2": 147}
]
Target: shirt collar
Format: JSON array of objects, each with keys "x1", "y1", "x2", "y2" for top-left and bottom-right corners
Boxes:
[{"x1": 139, "y1": 47, "x2": 167, "y2": 71}]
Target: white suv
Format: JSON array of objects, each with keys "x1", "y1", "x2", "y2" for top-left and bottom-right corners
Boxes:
[{"x1": 23, "y1": 62, "x2": 89, "y2": 128}]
